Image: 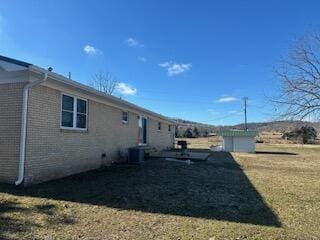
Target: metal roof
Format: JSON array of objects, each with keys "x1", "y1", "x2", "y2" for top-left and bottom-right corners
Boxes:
[{"x1": 217, "y1": 130, "x2": 259, "y2": 137}]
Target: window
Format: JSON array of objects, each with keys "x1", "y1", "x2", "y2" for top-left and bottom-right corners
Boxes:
[
  {"x1": 61, "y1": 94, "x2": 87, "y2": 130},
  {"x1": 122, "y1": 111, "x2": 128, "y2": 123},
  {"x1": 158, "y1": 122, "x2": 162, "y2": 131},
  {"x1": 61, "y1": 95, "x2": 74, "y2": 128},
  {"x1": 76, "y1": 99, "x2": 87, "y2": 129},
  {"x1": 168, "y1": 125, "x2": 171, "y2": 132}
]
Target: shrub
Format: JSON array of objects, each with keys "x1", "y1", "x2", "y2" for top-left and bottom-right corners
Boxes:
[
  {"x1": 183, "y1": 128, "x2": 193, "y2": 138},
  {"x1": 282, "y1": 126, "x2": 318, "y2": 144},
  {"x1": 193, "y1": 127, "x2": 200, "y2": 137}
]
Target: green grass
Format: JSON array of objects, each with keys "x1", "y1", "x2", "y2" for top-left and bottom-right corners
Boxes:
[{"x1": 0, "y1": 143, "x2": 320, "y2": 239}]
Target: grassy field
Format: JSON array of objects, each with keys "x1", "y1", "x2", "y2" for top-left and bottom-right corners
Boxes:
[{"x1": 0, "y1": 142, "x2": 320, "y2": 239}]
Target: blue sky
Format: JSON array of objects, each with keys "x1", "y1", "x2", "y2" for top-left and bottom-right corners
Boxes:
[{"x1": 1, "y1": 0, "x2": 320, "y2": 125}]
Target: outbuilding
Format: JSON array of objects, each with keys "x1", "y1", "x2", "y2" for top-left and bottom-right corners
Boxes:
[{"x1": 218, "y1": 130, "x2": 258, "y2": 153}]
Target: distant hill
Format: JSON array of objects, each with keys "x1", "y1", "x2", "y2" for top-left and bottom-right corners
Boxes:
[
  {"x1": 173, "y1": 119, "x2": 320, "y2": 137},
  {"x1": 230, "y1": 121, "x2": 320, "y2": 133}
]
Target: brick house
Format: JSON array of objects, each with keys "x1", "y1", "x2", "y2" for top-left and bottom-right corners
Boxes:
[{"x1": 0, "y1": 55, "x2": 176, "y2": 186}]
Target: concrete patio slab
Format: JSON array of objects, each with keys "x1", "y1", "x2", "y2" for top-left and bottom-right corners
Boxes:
[{"x1": 158, "y1": 150, "x2": 211, "y2": 161}]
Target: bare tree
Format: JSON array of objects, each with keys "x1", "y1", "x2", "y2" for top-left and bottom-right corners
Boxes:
[
  {"x1": 272, "y1": 32, "x2": 320, "y2": 120},
  {"x1": 91, "y1": 71, "x2": 119, "y2": 95}
]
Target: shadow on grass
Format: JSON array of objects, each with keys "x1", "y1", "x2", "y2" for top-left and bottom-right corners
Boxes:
[
  {"x1": 169, "y1": 148, "x2": 213, "y2": 152},
  {"x1": 0, "y1": 200, "x2": 74, "y2": 239},
  {"x1": 255, "y1": 151, "x2": 297, "y2": 156},
  {"x1": 0, "y1": 201, "x2": 39, "y2": 240},
  {"x1": 0, "y1": 152, "x2": 281, "y2": 228}
]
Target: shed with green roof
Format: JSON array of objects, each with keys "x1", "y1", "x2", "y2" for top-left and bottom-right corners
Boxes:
[{"x1": 217, "y1": 130, "x2": 258, "y2": 153}]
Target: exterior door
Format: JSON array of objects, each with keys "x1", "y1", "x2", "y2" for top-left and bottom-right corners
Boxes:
[
  {"x1": 142, "y1": 117, "x2": 147, "y2": 144},
  {"x1": 138, "y1": 116, "x2": 148, "y2": 145}
]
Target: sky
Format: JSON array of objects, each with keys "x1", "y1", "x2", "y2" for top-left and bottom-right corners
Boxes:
[{"x1": 1, "y1": 0, "x2": 320, "y2": 125}]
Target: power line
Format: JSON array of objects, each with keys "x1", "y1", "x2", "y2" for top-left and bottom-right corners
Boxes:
[
  {"x1": 135, "y1": 89, "x2": 250, "y2": 102},
  {"x1": 243, "y1": 97, "x2": 248, "y2": 130},
  {"x1": 131, "y1": 96, "x2": 217, "y2": 104},
  {"x1": 123, "y1": 93, "x2": 269, "y2": 125},
  {"x1": 176, "y1": 114, "x2": 240, "y2": 125},
  {"x1": 136, "y1": 90, "x2": 220, "y2": 100},
  {"x1": 128, "y1": 95, "x2": 248, "y2": 105}
]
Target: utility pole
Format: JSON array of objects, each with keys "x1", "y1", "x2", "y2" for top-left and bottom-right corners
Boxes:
[{"x1": 243, "y1": 97, "x2": 248, "y2": 131}]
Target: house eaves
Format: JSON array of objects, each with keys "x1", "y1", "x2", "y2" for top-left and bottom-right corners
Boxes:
[
  {"x1": 0, "y1": 54, "x2": 176, "y2": 124},
  {"x1": 0, "y1": 55, "x2": 31, "y2": 68},
  {"x1": 28, "y1": 65, "x2": 176, "y2": 124}
]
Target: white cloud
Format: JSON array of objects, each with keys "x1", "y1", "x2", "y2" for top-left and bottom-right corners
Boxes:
[
  {"x1": 216, "y1": 96, "x2": 238, "y2": 103},
  {"x1": 137, "y1": 56, "x2": 147, "y2": 62},
  {"x1": 159, "y1": 61, "x2": 192, "y2": 76},
  {"x1": 228, "y1": 110, "x2": 238, "y2": 114},
  {"x1": 228, "y1": 110, "x2": 242, "y2": 115},
  {"x1": 117, "y1": 82, "x2": 137, "y2": 95},
  {"x1": 126, "y1": 37, "x2": 144, "y2": 48},
  {"x1": 158, "y1": 62, "x2": 170, "y2": 68},
  {"x1": 208, "y1": 109, "x2": 219, "y2": 115},
  {"x1": 83, "y1": 45, "x2": 102, "y2": 55}
]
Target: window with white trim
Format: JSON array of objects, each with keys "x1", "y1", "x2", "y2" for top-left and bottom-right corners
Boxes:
[
  {"x1": 76, "y1": 98, "x2": 87, "y2": 128},
  {"x1": 61, "y1": 94, "x2": 87, "y2": 129},
  {"x1": 122, "y1": 111, "x2": 128, "y2": 123},
  {"x1": 61, "y1": 95, "x2": 74, "y2": 128}
]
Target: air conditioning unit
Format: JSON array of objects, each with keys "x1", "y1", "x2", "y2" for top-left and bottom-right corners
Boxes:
[{"x1": 128, "y1": 147, "x2": 145, "y2": 164}]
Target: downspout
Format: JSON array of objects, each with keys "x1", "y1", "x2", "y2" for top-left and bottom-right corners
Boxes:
[{"x1": 15, "y1": 72, "x2": 48, "y2": 186}]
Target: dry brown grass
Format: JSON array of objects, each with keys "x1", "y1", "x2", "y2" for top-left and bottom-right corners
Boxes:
[
  {"x1": 0, "y1": 141, "x2": 319, "y2": 240},
  {"x1": 258, "y1": 132, "x2": 286, "y2": 144},
  {"x1": 179, "y1": 132, "x2": 319, "y2": 146},
  {"x1": 177, "y1": 136, "x2": 222, "y2": 149}
]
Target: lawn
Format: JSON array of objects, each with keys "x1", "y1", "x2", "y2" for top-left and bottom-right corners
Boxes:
[{"x1": 0, "y1": 143, "x2": 320, "y2": 240}]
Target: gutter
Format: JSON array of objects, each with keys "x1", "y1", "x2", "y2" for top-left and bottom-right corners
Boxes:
[
  {"x1": 15, "y1": 71, "x2": 48, "y2": 186},
  {"x1": 30, "y1": 65, "x2": 176, "y2": 125}
]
